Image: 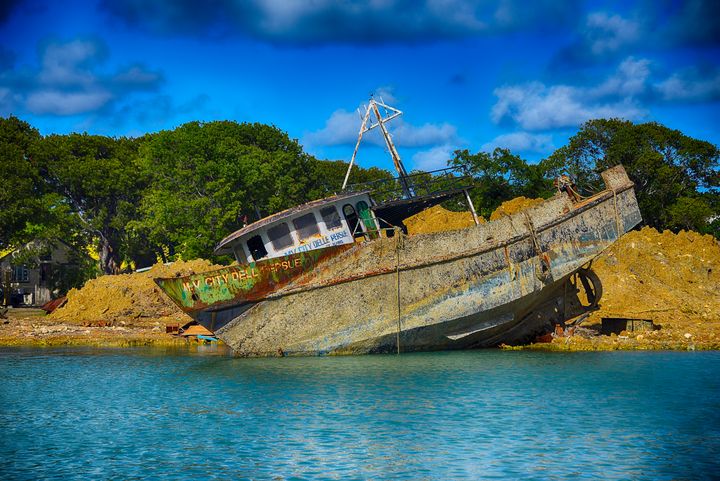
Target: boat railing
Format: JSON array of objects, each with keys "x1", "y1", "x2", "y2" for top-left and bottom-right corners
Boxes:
[{"x1": 345, "y1": 166, "x2": 474, "y2": 204}]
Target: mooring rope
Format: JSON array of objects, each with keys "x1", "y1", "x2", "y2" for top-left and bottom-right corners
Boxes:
[{"x1": 395, "y1": 227, "x2": 404, "y2": 355}]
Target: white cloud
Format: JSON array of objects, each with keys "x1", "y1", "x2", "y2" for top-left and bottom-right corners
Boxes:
[
  {"x1": 412, "y1": 144, "x2": 456, "y2": 171},
  {"x1": 656, "y1": 70, "x2": 720, "y2": 102},
  {"x1": 592, "y1": 57, "x2": 650, "y2": 97},
  {"x1": 305, "y1": 97, "x2": 460, "y2": 148},
  {"x1": 304, "y1": 108, "x2": 370, "y2": 146},
  {"x1": 0, "y1": 39, "x2": 164, "y2": 118},
  {"x1": 26, "y1": 89, "x2": 112, "y2": 115},
  {"x1": 585, "y1": 12, "x2": 639, "y2": 55},
  {"x1": 481, "y1": 132, "x2": 553, "y2": 153},
  {"x1": 38, "y1": 40, "x2": 100, "y2": 87},
  {"x1": 373, "y1": 86, "x2": 397, "y2": 105},
  {"x1": 113, "y1": 65, "x2": 162, "y2": 88},
  {"x1": 392, "y1": 121, "x2": 459, "y2": 147},
  {"x1": 491, "y1": 57, "x2": 649, "y2": 130}
]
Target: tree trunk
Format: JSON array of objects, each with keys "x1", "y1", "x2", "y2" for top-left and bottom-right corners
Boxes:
[{"x1": 98, "y1": 234, "x2": 121, "y2": 275}]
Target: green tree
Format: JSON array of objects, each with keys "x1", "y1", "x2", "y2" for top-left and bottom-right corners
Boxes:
[
  {"x1": 450, "y1": 148, "x2": 554, "y2": 218},
  {"x1": 37, "y1": 134, "x2": 145, "y2": 274},
  {"x1": 0, "y1": 117, "x2": 45, "y2": 249},
  {"x1": 543, "y1": 119, "x2": 719, "y2": 233},
  {"x1": 132, "y1": 121, "x2": 322, "y2": 260}
]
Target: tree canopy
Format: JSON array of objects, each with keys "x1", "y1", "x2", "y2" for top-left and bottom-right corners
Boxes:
[
  {"x1": 450, "y1": 147, "x2": 555, "y2": 219},
  {"x1": 543, "y1": 119, "x2": 719, "y2": 236},
  {"x1": 1, "y1": 115, "x2": 717, "y2": 292}
]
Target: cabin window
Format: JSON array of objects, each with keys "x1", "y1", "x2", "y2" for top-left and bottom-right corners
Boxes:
[
  {"x1": 343, "y1": 204, "x2": 361, "y2": 235},
  {"x1": 246, "y1": 235, "x2": 268, "y2": 261},
  {"x1": 292, "y1": 213, "x2": 320, "y2": 241},
  {"x1": 320, "y1": 206, "x2": 342, "y2": 230},
  {"x1": 268, "y1": 222, "x2": 294, "y2": 251}
]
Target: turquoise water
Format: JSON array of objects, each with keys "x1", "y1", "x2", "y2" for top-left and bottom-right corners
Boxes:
[{"x1": 1, "y1": 348, "x2": 718, "y2": 480}]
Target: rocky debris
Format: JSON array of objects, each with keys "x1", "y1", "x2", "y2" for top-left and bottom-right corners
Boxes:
[{"x1": 0, "y1": 310, "x2": 187, "y2": 347}]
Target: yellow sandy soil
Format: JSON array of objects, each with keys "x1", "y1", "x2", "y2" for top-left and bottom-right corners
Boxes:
[
  {"x1": 489, "y1": 197, "x2": 545, "y2": 221},
  {"x1": 526, "y1": 227, "x2": 720, "y2": 351},
  {"x1": 404, "y1": 205, "x2": 483, "y2": 235},
  {"x1": 49, "y1": 259, "x2": 223, "y2": 328}
]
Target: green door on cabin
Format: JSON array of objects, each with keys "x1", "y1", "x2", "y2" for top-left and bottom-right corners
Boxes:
[{"x1": 356, "y1": 201, "x2": 378, "y2": 239}]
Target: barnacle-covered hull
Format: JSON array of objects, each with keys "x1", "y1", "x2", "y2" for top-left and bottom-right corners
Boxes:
[{"x1": 156, "y1": 165, "x2": 641, "y2": 356}]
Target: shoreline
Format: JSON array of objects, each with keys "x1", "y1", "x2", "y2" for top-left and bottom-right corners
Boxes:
[
  {"x1": 0, "y1": 309, "x2": 202, "y2": 349},
  {"x1": 2, "y1": 314, "x2": 718, "y2": 352}
]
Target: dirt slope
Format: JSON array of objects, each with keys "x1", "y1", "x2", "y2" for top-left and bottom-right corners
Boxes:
[
  {"x1": 51, "y1": 259, "x2": 223, "y2": 327},
  {"x1": 404, "y1": 205, "x2": 482, "y2": 235}
]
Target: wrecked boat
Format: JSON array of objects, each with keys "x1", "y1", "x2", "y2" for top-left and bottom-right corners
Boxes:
[{"x1": 155, "y1": 99, "x2": 642, "y2": 356}]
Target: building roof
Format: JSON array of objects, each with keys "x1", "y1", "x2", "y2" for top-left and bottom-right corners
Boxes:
[{"x1": 214, "y1": 191, "x2": 369, "y2": 254}]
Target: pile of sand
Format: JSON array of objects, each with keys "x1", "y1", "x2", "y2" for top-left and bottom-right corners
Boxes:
[
  {"x1": 587, "y1": 227, "x2": 720, "y2": 336},
  {"x1": 489, "y1": 197, "x2": 546, "y2": 221},
  {"x1": 51, "y1": 259, "x2": 223, "y2": 327},
  {"x1": 404, "y1": 205, "x2": 483, "y2": 235}
]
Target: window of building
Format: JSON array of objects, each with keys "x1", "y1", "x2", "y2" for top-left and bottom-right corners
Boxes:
[
  {"x1": 246, "y1": 235, "x2": 268, "y2": 261},
  {"x1": 267, "y1": 222, "x2": 294, "y2": 251},
  {"x1": 292, "y1": 213, "x2": 320, "y2": 241},
  {"x1": 320, "y1": 206, "x2": 342, "y2": 230},
  {"x1": 11, "y1": 265, "x2": 28, "y2": 283}
]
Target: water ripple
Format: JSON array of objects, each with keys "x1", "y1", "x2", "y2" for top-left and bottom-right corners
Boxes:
[{"x1": 0, "y1": 349, "x2": 719, "y2": 480}]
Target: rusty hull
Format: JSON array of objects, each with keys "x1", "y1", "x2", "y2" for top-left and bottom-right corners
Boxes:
[
  {"x1": 197, "y1": 165, "x2": 640, "y2": 356},
  {"x1": 154, "y1": 244, "x2": 352, "y2": 320}
]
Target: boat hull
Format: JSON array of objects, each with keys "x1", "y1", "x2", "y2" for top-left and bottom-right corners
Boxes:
[{"x1": 207, "y1": 166, "x2": 641, "y2": 356}]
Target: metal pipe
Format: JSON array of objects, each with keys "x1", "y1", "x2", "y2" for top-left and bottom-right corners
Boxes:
[{"x1": 464, "y1": 189, "x2": 480, "y2": 226}]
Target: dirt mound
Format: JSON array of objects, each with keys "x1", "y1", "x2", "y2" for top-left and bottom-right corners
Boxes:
[
  {"x1": 51, "y1": 259, "x2": 224, "y2": 327},
  {"x1": 583, "y1": 227, "x2": 720, "y2": 345},
  {"x1": 404, "y1": 205, "x2": 483, "y2": 235},
  {"x1": 489, "y1": 197, "x2": 545, "y2": 221}
]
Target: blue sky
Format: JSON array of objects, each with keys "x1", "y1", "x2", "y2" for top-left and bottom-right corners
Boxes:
[{"x1": 1, "y1": 0, "x2": 719, "y2": 171}]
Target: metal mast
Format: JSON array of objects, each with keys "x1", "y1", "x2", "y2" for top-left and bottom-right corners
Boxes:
[{"x1": 342, "y1": 98, "x2": 413, "y2": 196}]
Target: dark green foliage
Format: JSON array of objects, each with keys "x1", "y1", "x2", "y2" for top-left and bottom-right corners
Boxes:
[
  {"x1": 450, "y1": 148, "x2": 555, "y2": 218},
  {"x1": 131, "y1": 121, "x2": 318, "y2": 261},
  {"x1": 130, "y1": 122, "x2": 392, "y2": 262},
  {"x1": 36, "y1": 133, "x2": 145, "y2": 274},
  {"x1": 313, "y1": 159, "x2": 393, "y2": 194},
  {"x1": 0, "y1": 117, "x2": 45, "y2": 249}
]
